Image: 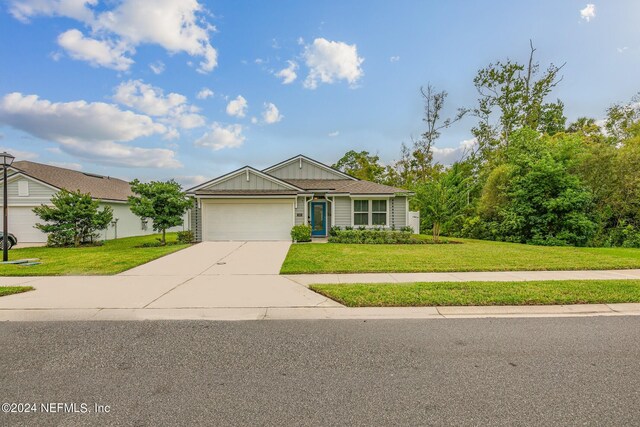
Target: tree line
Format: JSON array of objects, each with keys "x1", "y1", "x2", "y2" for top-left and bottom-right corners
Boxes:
[{"x1": 333, "y1": 42, "x2": 640, "y2": 247}]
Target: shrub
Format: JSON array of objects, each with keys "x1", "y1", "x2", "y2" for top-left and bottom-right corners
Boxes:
[
  {"x1": 177, "y1": 230, "x2": 194, "y2": 244},
  {"x1": 400, "y1": 226, "x2": 413, "y2": 233},
  {"x1": 291, "y1": 225, "x2": 312, "y2": 242},
  {"x1": 329, "y1": 226, "x2": 341, "y2": 237},
  {"x1": 328, "y1": 229, "x2": 422, "y2": 244}
]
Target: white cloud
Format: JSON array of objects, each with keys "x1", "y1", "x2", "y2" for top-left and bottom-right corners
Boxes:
[
  {"x1": 48, "y1": 161, "x2": 83, "y2": 170},
  {"x1": 580, "y1": 4, "x2": 596, "y2": 22},
  {"x1": 250, "y1": 117, "x2": 258, "y2": 124},
  {"x1": 390, "y1": 56, "x2": 400, "y2": 62},
  {"x1": 10, "y1": 0, "x2": 218, "y2": 73},
  {"x1": 8, "y1": 0, "x2": 97, "y2": 22},
  {"x1": 57, "y1": 29, "x2": 134, "y2": 71},
  {"x1": 303, "y1": 38, "x2": 364, "y2": 89},
  {"x1": 262, "y1": 103, "x2": 282, "y2": 124},
  {"x1": 328, "y1": 131, "x2": 339, "y2": 137},
  {"x1": 113, "y1": 80, "x2": 205, "y2": 131},
  {"x1": 275, "y1": 60, "x2": 298, "y2": 84},
  {"x1": 0, "y1": 146, "x2": 38, "y2": 160},
  {"x1": 175, "y1": 174, "x2": 208, "y2": 187},
  {"x1": 432, "y1": 138, "x2": 477, "y2": 165},
  {"x1": 226, "y1": 95, "x2": 248, "y2": 118},
  {"x1": 149, "y1": 60, "x2": 165, "y2": 74},
  {"x1": 0, "y1": 92, "x2": 180, "y2": 168},
  {"x1": 617, "y1": 46, "x2": 629, "y2": 54},
  {"x1": 195, "y1": 123, "x2": 245, "y2": 150},
  {"x1": 196, "y1": 87, "x2": 214, "y2": 99}
]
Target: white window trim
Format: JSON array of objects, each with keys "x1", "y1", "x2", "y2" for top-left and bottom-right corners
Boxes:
[{"x1": 351, "y1": 198, "x2": 390, "y2": 227}]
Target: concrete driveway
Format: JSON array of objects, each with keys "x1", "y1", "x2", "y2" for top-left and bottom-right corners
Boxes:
[{"x1": 0, "y1": 242, "x2": 340, "y2": 319}]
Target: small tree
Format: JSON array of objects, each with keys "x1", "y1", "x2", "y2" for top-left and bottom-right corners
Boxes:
[
  {"x1": 128, "y1": 179, "x2": 192, "y2": 245},
  {"x1": 33, "y1": 189, "x2": 113, "y2": 247}
]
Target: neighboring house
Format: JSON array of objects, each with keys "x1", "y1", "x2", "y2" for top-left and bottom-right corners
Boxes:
[
  {"x1": 187, "y1": 155, "x2": 413, "y2": 241},
  {"x1": 0, "y1": 161, "x2": 188, "y2": 243}
]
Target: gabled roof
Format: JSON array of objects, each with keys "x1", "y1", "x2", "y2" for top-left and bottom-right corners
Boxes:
[
  {"x1": 186, "y1": 165, "x2": 303, "y2": 193},
  {"x1": 262, "y1": 154, "x2": 357, "y2": 180},
  {"x1": 9, "y1": 161, "x2": 133, "y2": 202},
  {"x1": 283, "y1": 179, "x2": 411, "y2": 195}
]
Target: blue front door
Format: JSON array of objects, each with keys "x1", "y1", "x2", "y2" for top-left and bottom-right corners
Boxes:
[{"x1": 310, "y1": 202, "x2": 326, "y2": 236}]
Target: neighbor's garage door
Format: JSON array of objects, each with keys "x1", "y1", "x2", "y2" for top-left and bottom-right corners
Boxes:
[
  {"x1": 202, "y1": 199, "x2": 294, "y2": 241},
  {"x1": 7, "y1": 206, "x2": 48, "y2": 243}
]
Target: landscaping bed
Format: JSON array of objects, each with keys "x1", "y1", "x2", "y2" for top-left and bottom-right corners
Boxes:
[
  {"x1": 310, "y1": 280, "x2": 640, "y2": 307},
  {"x1": 0, "y1": 233, "x2": 190, "y2": 276}
]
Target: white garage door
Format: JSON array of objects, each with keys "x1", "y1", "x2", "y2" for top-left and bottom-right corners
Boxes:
[
  {"x1": 6, "y1": 206, "x2": 48, "y2": 243},
  {"x1": 202, "y1": 199, "x2": 294, "y2": 241}
]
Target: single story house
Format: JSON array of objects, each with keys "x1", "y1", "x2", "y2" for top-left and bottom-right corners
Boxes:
[
  {"x1": 187, "y1": 155, "x2": 414, "y2": 241},
  {"x1": 0, "y1": 161, "x2": 187, "y2": 243}
]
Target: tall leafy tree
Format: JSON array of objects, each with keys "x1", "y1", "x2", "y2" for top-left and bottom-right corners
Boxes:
[
  {"x1": 471, "y1": 41, "x2": 565, "y2": 159},
  {"x1": 332, "y1": 150, "x2": 386, "y2": 182},
  {"x1": 128, "y1": 180, "x2": 192, "y2": 245},
  {"x1": 33, "y1": 190, "x2": 113, "y2": 247}
]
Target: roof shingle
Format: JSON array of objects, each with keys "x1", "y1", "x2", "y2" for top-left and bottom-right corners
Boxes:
[
  {"x1": 282, "y1": 179, "x2": 410, "y2": 194},
  {"x1": 11, "y1": 161, "x2": 133, "y2": 201}
]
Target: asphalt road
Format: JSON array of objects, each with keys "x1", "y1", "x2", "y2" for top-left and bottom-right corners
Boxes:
[{"x1": 1, "y1": 318, "x2": 640, "y2": 426}]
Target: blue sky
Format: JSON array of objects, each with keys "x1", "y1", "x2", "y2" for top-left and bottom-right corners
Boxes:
[{"x1": 0, "y1": 1, "x2": 638, "y2": 186}]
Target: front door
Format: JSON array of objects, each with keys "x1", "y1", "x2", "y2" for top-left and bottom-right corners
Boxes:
[{"x1": 310, "y1": 202, "x2": 326, "y2": 237}]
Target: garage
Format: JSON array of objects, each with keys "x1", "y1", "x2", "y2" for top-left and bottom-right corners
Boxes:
[
  {"x1": 202, "y1": 199, "x2": 294, "y2": 241},
  {"x1": 8, "y1": 206, "x2": 48, "y2": 243}
]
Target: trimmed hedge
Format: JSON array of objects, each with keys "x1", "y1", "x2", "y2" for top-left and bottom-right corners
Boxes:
[{"x1": 328, "y1": 229, "x2": 425, "y2": 244}]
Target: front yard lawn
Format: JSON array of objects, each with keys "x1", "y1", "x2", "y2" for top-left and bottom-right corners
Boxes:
[
  {"x1": 281, "y1": 237, "x2": 640, "y2": 274},
  {"x1": 0, "y1": 233, "x2": 189, "y2": 276},
  {"x1": 310, "y1": 280, "x2": 640, "y2": 307},
  {"x1": 0, "y1": 286, "x2": 34, "y2": 297}
]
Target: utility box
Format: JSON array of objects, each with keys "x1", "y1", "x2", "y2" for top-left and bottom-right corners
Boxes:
[{"x1": 408, "y1": 211, "x2": 420, "y2": 234}]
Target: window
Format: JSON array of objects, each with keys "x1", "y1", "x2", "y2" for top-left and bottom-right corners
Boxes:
[
  {"x1": 353, "y1": 199, "x2": 388, "y2": 226},
  {"x1": 372, "y1": 200, "x2": 387, "y2": 226},
  {"x1": 353, "y1": 200, "x2": 368, "y2": 226},
  {"x1": 17, "y1": 180, "x2": 29, "y2": 197}
]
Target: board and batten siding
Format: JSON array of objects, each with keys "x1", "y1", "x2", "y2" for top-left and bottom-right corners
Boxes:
[
  {"x1": 267, "y1": 158, "x2": 347, "y2": 180},
  {"x1": 333, "y1": 196, "x2": 352, "y2": 227},
  {"x1": 1, "y1": 176, "x2": 57, "y2": 206},
  {"x1": 203, "y1": 171, "x2": 291, "y2": 191},
  {"x1": 391, "y1": 196, "x2": 407, "y2": 228},
  {"x1": 295, "y1": 196, "x2": 305, "y2": 225}
]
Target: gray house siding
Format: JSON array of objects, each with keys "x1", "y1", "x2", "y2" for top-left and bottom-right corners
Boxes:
[
  {"x1": 391, "y1": 196, "x2": 407, "y2": 229},
  {"x1": 267, "y1": 159, "x2": 347, "y2": 180},
  {"x1": 203, "y1": 170, "x2": 292, "y2": 191},
  {"x1": 334, "y1": 196, "x2": 352, "y2": 227},
  {"x1": 294, "y1": 196, "x2": 305, "y2": 225},
  {"x1": 1, "y1": 176, "x2": 57, "y2": 206}
]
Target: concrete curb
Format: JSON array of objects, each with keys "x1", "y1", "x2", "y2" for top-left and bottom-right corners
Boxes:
[{"x1": 1, "y1": 303, "x2": 639, "y2": 321}]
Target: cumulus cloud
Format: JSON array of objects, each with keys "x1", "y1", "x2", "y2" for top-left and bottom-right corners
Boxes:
[
  {"x1": 328, "y1": 131, "x2": 339, "y2": 137},
  {"x1": 275, "y1": 60, "x2": 298, "y2": 84},
  {"x1": 196, "y1": 87, "x2": 214, "y2": 99},
  {"x1": 432, "y1": 138, "x2": 477, "y2": 165},
  {"x1": 226, "y1": 95, "x2": 248, "y2": 118},
  {"x1": 580, "y1": 4, "x2": 596, "y2": 22},
  {"x1": 48, "y1": 161, "x2": 83, "y2": 170},
  {"x1": 261, "y1": 103, "x2": 282, "y2": 124},
  {"x1": 149, "y1": 60, "x2": 165, "y2": 74},
  {"x1": 303, "y1": 38, "x2": 364, "y2": 89},
  {"x1": 113, "y1": 80, "x2": 205, "y2": 131},
  {"x1": 57, "y1": 29, "x2": 134, "y2": 71},
  {"x1": 195, "y1": 123, "x2": 245, "y2": 150},
  {"x1": 0, "y1": 146, "x2": 38, "y2": 160},
  {"x1": 10, "y1": 0, "x2": 218, "y2": 73},
  {"x1": 0, "y1": 92, "x2": 180, "y2": 168}
]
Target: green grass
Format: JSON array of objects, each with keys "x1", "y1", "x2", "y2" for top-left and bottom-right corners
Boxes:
[
  {"x1": 0, "y1": 286, "x2": 33, "y2": 297},
  {"x1": 310, "y1": 280, "x2": 640, "y2": 307},
  {"x1": 0, "y1": 233, "x2": 190, "y2": 276},
  {"x1": 281, "y1": 237, "x2": 640, "y2": 274}
]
